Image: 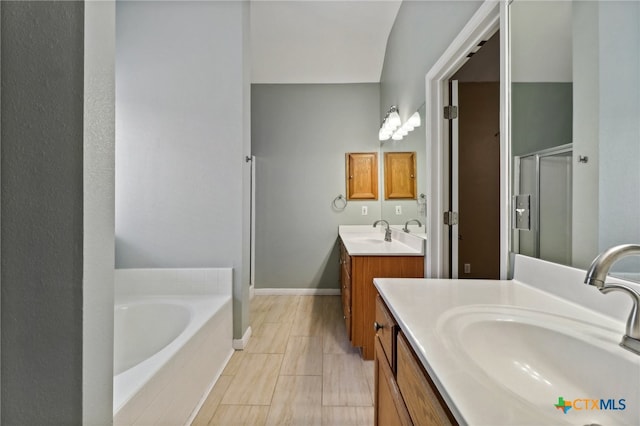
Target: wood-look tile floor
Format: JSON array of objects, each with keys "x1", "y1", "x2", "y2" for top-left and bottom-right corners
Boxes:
[{"x1": 193, "y1": 295, "x2": 375, "y2": 426}]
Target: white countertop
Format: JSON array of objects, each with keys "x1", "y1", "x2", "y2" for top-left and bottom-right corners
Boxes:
[
  {"x1": 374, "y1": 265, "x2": 640, "y2": 425},
  {"x1": 338, "y1": 225, "x2": 424, "y2": 256}
]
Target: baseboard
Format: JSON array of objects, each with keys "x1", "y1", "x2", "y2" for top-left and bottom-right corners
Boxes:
[
  {"x1": 232, "y1": 326, "x2": 252, "y2": 350},
  {"x1": 253, "y1": 288, "x2": 340, "y2": 296}
]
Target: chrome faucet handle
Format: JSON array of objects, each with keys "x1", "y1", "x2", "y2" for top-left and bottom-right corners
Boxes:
[{"x1": 600, "y1": 283, "x2": 640, "y2": 355}]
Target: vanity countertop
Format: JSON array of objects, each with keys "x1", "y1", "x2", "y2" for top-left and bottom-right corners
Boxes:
[
  {"x1": 338, "y1": 225, "x2": 424, "y2": 256},
  {"x1": 374, "y1": 257, "x2": 640, "y2": 425}
]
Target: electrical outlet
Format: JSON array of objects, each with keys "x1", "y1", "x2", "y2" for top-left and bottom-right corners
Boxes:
[
  {"x1": 464, "y1": 263, "x2": 471, "y2": 274},
  {"x1": 395, "y1": 205, "x2": 402, "y2": 215},
  {"x1": 361, "y1": 206, "x2": 368, "y2": 215}
]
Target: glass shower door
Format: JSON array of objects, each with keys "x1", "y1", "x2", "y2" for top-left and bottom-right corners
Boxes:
[{"x1": 515, "y1": 145, "x2": 573, "y2": 264}]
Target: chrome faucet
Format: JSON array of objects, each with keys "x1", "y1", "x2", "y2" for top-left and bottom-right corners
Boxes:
[
  {"x1": 403, "y1": 219, "x2": 422, "y2": 233},
  {"x1": 584, "y1": 244, "x2": 640, "y2": 355},
  {"x1": 373, "y1": 219, "x2": 392, "y2": 242}
]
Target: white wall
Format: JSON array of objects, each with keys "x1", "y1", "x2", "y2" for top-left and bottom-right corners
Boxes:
[
  {"x1": 510, "y1": 0, "x2": 572, "y2": 83},
  {"x1": 380, "y1": 1, "x2": 483, "y2": 121},
  {"x1": 571, "y1": 1, "x2": 600, "y2": 269},
  {"x1": 116, "y1": 1, "x2": 250, "y2": 338},
  {"x1": 597, "y1": 1, "x2": 640, "y2": 273},
  {"x1": 84, "y1": 1, "x2": 115, "y2": 422}
]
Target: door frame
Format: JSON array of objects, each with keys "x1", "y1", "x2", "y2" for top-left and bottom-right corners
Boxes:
[{"x1": 424, "y1": 0, "x2": 510, "y2": 279}]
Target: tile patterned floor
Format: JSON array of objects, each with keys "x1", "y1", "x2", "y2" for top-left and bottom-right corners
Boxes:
[{"x1": 192, "y1": 295, "x2": 375, "y2": 426}]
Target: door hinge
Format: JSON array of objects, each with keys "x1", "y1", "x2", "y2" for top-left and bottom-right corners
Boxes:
[
  {"x1": 443, "y1": 106, "x2": 458, "y2": 120},
  {"x1": 443, "y1": 211, "x2": 459, "y2": 226}
]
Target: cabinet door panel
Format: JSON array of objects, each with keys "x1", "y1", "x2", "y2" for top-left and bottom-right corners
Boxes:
[
  {"x1": 384, "y1": 152, "x2": 417, "y2": 199},
  {"x1": 346, "y1": 152, "x2": 378, "y2": 200},
  {"x1": 397, "y1": 333, "x2": 455, "y2": 426},
  {"x1": 375, "y1": 295, "x2": 397, "y2": 372},
  {"x1": 375, "y1": 339, "x2": 412, "y2": 426}
]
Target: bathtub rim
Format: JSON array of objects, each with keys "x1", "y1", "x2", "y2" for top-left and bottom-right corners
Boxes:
[{"x1": 113, "y1": 294, "x2": 231, "y2": 415}]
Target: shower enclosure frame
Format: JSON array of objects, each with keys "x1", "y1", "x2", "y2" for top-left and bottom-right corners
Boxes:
[{"x1": 513, "y1": 143, "x2": 573, "y2": 260}]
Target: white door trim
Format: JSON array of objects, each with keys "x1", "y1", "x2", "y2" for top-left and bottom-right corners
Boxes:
[
  {"x1": 450, "y1": 80, "x2": 459, "y2": 278},
  {"x1": 424, "y1": 0, "x2": 509, "y2": 279}
]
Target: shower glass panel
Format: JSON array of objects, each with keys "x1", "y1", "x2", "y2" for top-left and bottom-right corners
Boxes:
[
  {"x1": 539, "y1": 152, "x2": 572, "y2": 264},
  {"x1": 515, "y1": 145, "x2": 573, "y2": 264}
]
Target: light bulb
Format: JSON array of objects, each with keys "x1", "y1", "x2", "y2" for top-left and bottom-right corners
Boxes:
[
  {"x1": 392, "y1": 132, "x2": 403, "y2": 141},
  {"x1": 379, "y1": 128, "x2": 391, "y2": 141},
  {"x1": 388, "y1": 111, "x2": 401, "y2": 130},
  {"x1": 408, "y1": 111, "x2": 421, "y2": 128}
]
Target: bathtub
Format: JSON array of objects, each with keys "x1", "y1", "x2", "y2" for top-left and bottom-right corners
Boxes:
[{"x1": 113, "y1": 268, "x2": 233, "y2": 425}]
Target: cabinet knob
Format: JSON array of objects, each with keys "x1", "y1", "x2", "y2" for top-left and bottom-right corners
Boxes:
[{"x1": 374, "y1": 321, "x2": 383, "y2": 332}]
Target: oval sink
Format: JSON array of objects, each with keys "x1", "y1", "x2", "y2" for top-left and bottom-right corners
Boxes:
[
  {"x1": 352, "y1": 238, "x2": 385, "y2": 244},
  {"x1": 437, "y1": 306, "x2": 640, "y2": 425}
]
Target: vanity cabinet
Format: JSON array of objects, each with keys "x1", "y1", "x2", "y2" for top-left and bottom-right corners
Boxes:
[
  {"x1": 339, "y1": 238, "x2": 424, "y2": 360},
  {"x1": 375, "y1": 296, "x2": 457, "y2": 426},
  {"x1": 339, "y1": 243, "x2": 352, "y2": 340}
]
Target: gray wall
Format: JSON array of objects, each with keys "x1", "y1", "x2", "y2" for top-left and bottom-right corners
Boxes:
[
  {"x1": 1, "y1": 2, "x2": 84, "y2": 423},
  {"x1": 252, "y1": 84, "x2": 380, "y2": 289},
  {"x1": 511, "y1": 83, "x2": 573, "y2": 157},
  {"x1": 380, "y1": 1, "x2": 482, "y2": 122},
  {"x1": 115, "y1": 1, "x2": 251, "y2": 338}
]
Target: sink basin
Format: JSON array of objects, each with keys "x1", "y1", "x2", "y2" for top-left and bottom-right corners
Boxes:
[
  {"x1": 352, "y1": 238, "x2": 385, "y2": 244},
  {"x1": 437, "y1": 306, "x2": 640, "y2": 425}
]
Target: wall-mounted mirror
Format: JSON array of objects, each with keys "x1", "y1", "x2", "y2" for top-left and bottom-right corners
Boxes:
[
  {"x1": 380, "y1": 104, "x2": 427, "y2": 227},
  {"x1": 510, "y1": 0, "x2": 640, "y2": 278}
]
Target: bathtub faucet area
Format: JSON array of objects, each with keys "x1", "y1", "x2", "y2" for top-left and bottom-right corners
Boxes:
[{"x1": 585, "y1": 244, "x2": 640, "y2": 355}]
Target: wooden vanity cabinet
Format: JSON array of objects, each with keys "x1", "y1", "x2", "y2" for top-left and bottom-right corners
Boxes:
[
  {"x1": 339, "y1": 238, "x2": 424, "y2": 360},
  {"x1": 375, "y1": 296, "x2": 457, "y2": 426},
  {"x1": 339, "y1": 242, "x2": 352, "y2": 340}
]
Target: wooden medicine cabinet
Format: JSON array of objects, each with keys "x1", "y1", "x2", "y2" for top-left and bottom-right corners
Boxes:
[
  {"x1": 346, "y1": 152, "x2": 378, "y2": 200},
  {"x1": 384, "y1": 152, "x2": 417, "y2": 200}
]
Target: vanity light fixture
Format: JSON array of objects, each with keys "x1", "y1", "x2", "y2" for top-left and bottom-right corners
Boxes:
[
  {"x1": 380, "y1": 109, "x2": 422, "y2": 142},
  {"x1": 379, "y1": 105, "x2": 401, "y2": 141}
]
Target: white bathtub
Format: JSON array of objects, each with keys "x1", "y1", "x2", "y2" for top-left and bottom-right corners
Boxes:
[{"x1": 113, "y1": 268, "x2": 233, "y2": 425}]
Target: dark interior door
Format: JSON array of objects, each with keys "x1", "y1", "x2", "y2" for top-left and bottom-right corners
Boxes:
[{"x1": 457, "y1": 82, "x2": 500, "y2": 279}]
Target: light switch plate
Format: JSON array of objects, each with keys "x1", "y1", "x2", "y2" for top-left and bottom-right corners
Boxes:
[
  {"x1": 395, "y1": 205, "x2": 402, "y2": 215},
  {"x1": 362, "y1": 206, "x2": 368, "y2": 216}
]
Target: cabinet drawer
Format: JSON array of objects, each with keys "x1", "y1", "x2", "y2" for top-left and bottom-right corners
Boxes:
[
  {"x1": 397, "y1": 332, "x2": 455, "y2": 426},
  {"x1": 375, "y1": 295, "x2": 397, "y2": 370}
]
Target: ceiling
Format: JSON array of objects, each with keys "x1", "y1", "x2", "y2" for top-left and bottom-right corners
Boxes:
[{"x1": 250, "y1": 0, "x2": 403, "y2": 84}]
